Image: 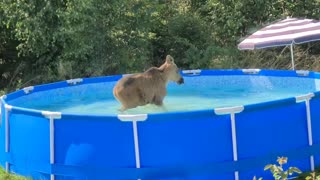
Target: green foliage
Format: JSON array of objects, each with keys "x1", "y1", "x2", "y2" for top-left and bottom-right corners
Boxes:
[
  {"x1": 0, "y1": 1, "x2": 23, "y2": 92},
  {"x1": 264, "y1": 157, "x2": 302, "y2": 180},
  {"x1": 153, "y1": 13, "x2": 215, "y2": 69},
  {"x1": 1, "y1": 0, "x2": 320, "y2": 94},
  {"x1": 256, "y1": 157, "x2": 320, "y2": 180}
]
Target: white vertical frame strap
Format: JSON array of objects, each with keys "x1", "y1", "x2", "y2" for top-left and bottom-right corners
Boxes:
[
  {"x1": 215, "y1": 106, "x2": 244, "y2": 180},
  {"x1": 132, "y1": 120, "x2": 141, "y2": 169},
  {"x1": 118, "y1": 114, "x2": 147, "y2": 180},
  {"x1": 296, "y1": 93, "x2": 315, "y2": 171},
  {"x1": 4, "y1": 104, "x2": 12, "y2": 172},
  {"x1": 4, "y1": 105, "x2": 12, "y2": 153},
  {"x1": 42, "y1": 111, "x2": 61, "y2": 180}
]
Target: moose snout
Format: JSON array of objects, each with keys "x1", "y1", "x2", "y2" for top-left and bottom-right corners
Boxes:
[{"x1": 177, "y1": 77, "x2": 184, "y2": 85}]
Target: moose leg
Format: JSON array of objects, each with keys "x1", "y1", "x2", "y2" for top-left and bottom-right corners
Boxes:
[{"x1": 152, "y1": 95, "x2": 164, "y2": 106}]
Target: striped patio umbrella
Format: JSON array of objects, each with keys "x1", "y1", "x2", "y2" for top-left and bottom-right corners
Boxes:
[{"x1": 238, "y1": 17, "x2": 320, "y2": 70}]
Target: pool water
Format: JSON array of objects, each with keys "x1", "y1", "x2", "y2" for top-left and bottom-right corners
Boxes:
[{"x1": 14, "y1": 75, "x2": 317, "y2": 115}]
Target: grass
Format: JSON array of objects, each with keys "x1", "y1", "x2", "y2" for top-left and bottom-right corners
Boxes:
[
  {"x1": 0, "y1": 162, "x2": 318, "y2": 180},
  {"x1": 0, "y1": 167, "x2": 30, "y2": 180},
  {"x1": 295, "y1": 167, "x2": 320, "y2": 180}
]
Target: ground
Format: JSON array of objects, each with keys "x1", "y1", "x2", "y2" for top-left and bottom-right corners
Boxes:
[{"x1": 0, "y1": 167, "x2": 30, "y2": 180}]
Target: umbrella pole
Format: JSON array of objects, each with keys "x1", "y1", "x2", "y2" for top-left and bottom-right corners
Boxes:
[{"x1": 290, "y1": 44, "x2": 295, "y2": 70}]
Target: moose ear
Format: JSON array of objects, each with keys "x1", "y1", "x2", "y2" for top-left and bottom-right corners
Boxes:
[{"x1": 165, "y1": 55, "x2": 174, "y2": 64}]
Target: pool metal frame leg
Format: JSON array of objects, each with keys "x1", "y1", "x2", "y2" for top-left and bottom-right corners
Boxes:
[
  {"x1": 132, "y1": 120, "x2": 142, "y2": 180},
  {"x1": 4, "y1": 105, "x2": 12, "y2": 172},
  {"x1": 296, "y1": 93, "x2": 315, "y2": 172},
  {"x1": 118, "y1": 114, "x2": 148, "y2": 180},
  {"x1": 50, "y1": 117, "x2": 55, "y2": 180},
  {"x1": 42, "y1": 111, "x2": 61, "y2": 180},
  {"x1": 215, "y1": 106, "x2": 244, "y2": 180},
  {"x1": 231, "y1": 112, "x2": 239, "y2": 180},
  {"x1": 5, "y1": 105, "x2": 12, "y2": 153},
  {"x1": 132, "y1": 120, "x2": 141, "y2": 169},
  {"x1": 304, "y1": 96, "x2": 315, "y2": 171}
]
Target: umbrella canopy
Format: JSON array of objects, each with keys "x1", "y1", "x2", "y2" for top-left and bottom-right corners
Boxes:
[{"x1": 238, "y1": 17, "x2": 320, "y2": 69}]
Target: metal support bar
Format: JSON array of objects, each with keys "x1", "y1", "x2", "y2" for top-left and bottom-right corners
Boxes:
[
  {"x1": 132, "y1": 120, "x2": 141, "y2": 169},
  {"x1": 5, "y1": 162, "x2": 9, "y2": 172},
  {"x1": 4, "y1": 105, "x2": 12, "y2": 173},
  {"x1": 50, "y1": 116, "x2": 54, "y2": 165},
  {"x1": 290, "y1": 44, "x2": 295, "y2": 70},
  {"x1": 295, "y1": 93, "x2": 315, "y2": 171},
  {"x1": 5, "y1": 108, "x2": 9, "y2": 153},
  {"x1": 5, "y1": 105, "x2": 12, "y2": 153},
  {"x1": 133, "y1": 120, "x2": 142, "y2": 180},
  {"x1": 214, "y1": 106, "x2": 243, "y2": 180},
  {"x1": 42, "y1": 111, "x2": 61, "y2": 180},
  {"x1": 231, "y1": 112, "x2": 239, "y2": 180},
  {"x1": 117, "y1": 114, "x2": 147, "y2": 167},
  {"x1": 118, "y1": 114, "x2": 147, "y2": 180},
  {"x1": 305, "y1": 98, "x2": 314, "y2": 171}
]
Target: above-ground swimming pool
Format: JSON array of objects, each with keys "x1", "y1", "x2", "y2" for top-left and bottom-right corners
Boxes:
[{"x1": 1, "y1": 69, "x2": 320, "y2": 180}]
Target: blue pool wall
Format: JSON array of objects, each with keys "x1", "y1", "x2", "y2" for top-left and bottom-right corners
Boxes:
[{"x1": 1, "y1": 69, "x2": 320, "y2": 179}]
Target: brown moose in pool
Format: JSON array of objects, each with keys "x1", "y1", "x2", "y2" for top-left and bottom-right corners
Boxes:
[{"x1": 113, "y1": 55, "x2": 184, "y2": 111}]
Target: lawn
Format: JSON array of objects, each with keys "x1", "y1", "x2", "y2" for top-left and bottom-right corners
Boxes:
[{"x1": 0, "y1": 167, "x2": 30, "y2": 180}]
